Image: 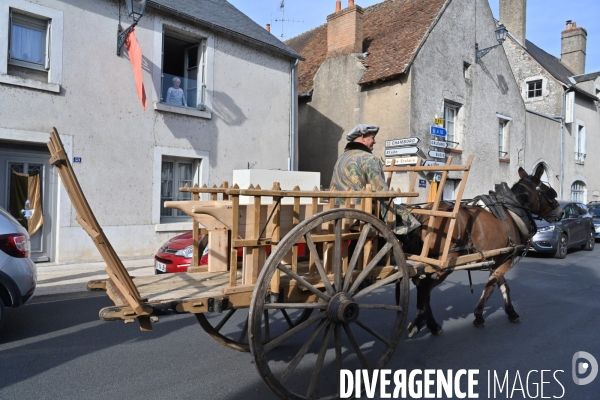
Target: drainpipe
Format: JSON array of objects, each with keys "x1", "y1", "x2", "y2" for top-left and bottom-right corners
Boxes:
[
  {"x1": 560, "y1": 88, "x2": 570, "y2": 200},
  {"x1": 289, "y1": 59, "x2": 299, "y2": 171}
]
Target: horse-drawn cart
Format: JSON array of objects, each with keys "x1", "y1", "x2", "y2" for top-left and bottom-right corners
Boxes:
[{"x1": 47, "y1": 127, "x2": 535, "y2": 399}]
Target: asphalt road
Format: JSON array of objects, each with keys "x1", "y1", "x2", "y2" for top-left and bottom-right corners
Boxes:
[{"x1": 1, "y1": 246, "x2": 599, "y2": 399}]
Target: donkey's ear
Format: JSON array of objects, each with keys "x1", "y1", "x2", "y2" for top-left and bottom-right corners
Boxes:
[
  {"x1": 534, "y1": 164, "x2": 545, "y2": 180},
  {"x1": 518, "y1": 167, "x2": 528, "y2": 180}
]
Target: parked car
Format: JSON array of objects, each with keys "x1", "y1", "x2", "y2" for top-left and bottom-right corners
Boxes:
[
  {"x1": 155, "y1": 231, "x2": 306, "y2": 274},
  {"x1": 586, "y1": 204, "x2": 600, "y2": 240},
  {"x1": 0, "y1": 206, "x2": 37, "y2": 330},
  {"x1": 530, "y1": 201, "x2": 595, "y2": 259}
]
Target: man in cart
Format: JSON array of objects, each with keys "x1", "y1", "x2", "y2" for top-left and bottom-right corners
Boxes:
[{"x1": 330, "y1": 124, "x2": 421, "y2": 236}]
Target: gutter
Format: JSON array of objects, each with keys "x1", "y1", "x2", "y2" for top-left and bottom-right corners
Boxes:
[{"x1": 559, "y1": 89, "x2": 571, "y2": 200}]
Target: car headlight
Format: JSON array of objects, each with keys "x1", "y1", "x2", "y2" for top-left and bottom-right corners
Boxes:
[
  {"x1": 537, "y1": 225, "x2": 555, "y2": 232},
  {"x1": 175, "y1": 245, "x2": 194, "y2": 258}
]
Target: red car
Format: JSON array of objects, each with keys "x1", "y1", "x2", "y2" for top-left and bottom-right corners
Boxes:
[{"x1": 154, "y1": 232, "x2": 305, "y2": 274}]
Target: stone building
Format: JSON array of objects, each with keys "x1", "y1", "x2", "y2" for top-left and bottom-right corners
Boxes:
[
  {"x1": 0, "y1": 0, "x2": 302, "y2": 262},
  {"x1": 500, "y1": 0, "x2": 600, "y2": 202},
  {"x1": 286, "y1": 0, "x2": 526, "y2": 202}
]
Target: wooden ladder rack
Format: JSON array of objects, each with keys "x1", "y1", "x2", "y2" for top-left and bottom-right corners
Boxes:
[
  {"x1": 384, "y1": 154, "x2": 474, "y2": 268},
  {"x1": 47, "y1": 128, "x2": 147, "y2": 319}
]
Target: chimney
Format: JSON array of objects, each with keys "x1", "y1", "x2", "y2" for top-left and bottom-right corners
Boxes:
[
  {"x1": 561, "y1": 20, "x2": 587, "y2": 75},
  {"x1": 499, "y1": 0, "x2": 526, "y2": 45},
  {"x1": 327, "y1": 1, "x2": 364, "y2": 57},
  {"x1": 266, "y1": 23, "x2": 271, "y2": 33},
  {"x1": 335, "y1": 0, "x2": 341, "y2": 12}
]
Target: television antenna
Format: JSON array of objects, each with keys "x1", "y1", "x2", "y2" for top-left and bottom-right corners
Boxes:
[{"x1": 271, "y1": 0, "x2": 303, "y2": 39}]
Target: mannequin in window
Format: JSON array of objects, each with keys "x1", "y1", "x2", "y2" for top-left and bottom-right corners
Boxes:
[{"x1": 166, "y1": 77, "x2": 187, "y2": 107}]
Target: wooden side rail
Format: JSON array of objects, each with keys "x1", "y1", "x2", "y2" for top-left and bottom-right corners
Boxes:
[{"x1": 48, "y1": 128, "x2": 144, "y2": 315}]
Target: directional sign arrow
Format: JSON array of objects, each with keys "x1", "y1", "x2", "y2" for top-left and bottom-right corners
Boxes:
[
  {"x1": 430, "y1": 126, "x2": 447, "y2": 137},
  {"x1": 385, "y1": 146, "x2": 419, "y2": 157},
  {"x1": 428, "y1": 150, "x2": 446, "y2": 159},
  {"x1": 430, "y1": 139, "x2": 447, "y2": 148},
  {"x1": 422, "y1": 160, "x2": 446, "y2": 167},
  {"x1": 385, "y1": 137, "x2": 420, "y2": 148}
]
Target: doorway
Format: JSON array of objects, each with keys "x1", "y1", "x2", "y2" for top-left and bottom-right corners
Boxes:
[{"x1": 0, "y1": 142, "x2": 55, "y2": 262}]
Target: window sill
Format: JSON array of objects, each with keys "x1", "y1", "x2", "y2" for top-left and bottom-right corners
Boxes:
[
  {"x1": 0, "y1": 74, "x2": 60, "y2": 93},
  {"x1": 524, "y1": 96, "x2": 544, "y2": 102},
  {"x1": 155, "y1": 222, "x2": 193, "y2": 232},
  {"x1": 444, "y1": 148, "x2": 463, "y2": 154},
  {"x1": 154, "y1": 102, "x2": 212, "y2": 119},
  {"x1": 499, "y1": 158, "x2": 510, "y2": 163}
]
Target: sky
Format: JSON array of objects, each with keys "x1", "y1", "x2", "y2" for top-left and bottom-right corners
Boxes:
[{"x1": 227, "y1": 0, "x2": 600, "y2": 74}]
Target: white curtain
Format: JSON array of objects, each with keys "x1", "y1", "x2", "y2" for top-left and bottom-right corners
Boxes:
[{"x1": 11, "y1": 24, "x2": 43, "y2": 63}]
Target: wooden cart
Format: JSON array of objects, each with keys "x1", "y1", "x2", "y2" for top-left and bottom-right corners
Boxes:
[{"x1": 47, "y1": 128, "x2": 518, "y2": 399}]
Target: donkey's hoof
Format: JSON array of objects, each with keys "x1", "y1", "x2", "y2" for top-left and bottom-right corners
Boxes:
[
  {"x1": 407, "y1": 322, "x2": 420, "y2": 338},
  {"x1": 431, "y1": 327, "x2": 444, "y2": 336},
  {"x1": 473, "y1": 316, "x2": 485, "y2": 327},
  {"x1": 508, "y1": 315, "x2": 521, "y2": 323}
]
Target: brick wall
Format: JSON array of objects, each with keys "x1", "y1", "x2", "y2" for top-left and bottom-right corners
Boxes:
[{"x1": 327, "y1": 6, "x2": 364, "y2": 57}]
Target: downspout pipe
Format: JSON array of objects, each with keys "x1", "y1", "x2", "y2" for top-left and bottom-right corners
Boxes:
[
  {"x1": 290, "y1": 59, "x2": 299, "y2": 171},
  {"x1": 560, "y1": 88, "x2": 571, "y2": 200}
]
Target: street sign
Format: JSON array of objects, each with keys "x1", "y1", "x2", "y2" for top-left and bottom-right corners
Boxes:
[
  {"x1": 385, "y1": 158, "x2": 393, "y2": 166},
  {"x1": 430, "y1": 126, "x2": 447, "y2": 137},
  {"x1": 422, "y1": 160, "x2": 446, "y2": 167},
  {"x1": 385, "y1": 137, "x2": 420, "y2": 148},
  {"x1": 394, "y1": 156, "x2": 419, "y2": 165},
  {"x1": 385, "y1": 146, "x2": 419, "y2": 157},
  {"x1": 428, "y1": 150, "x2": 446, "y2": 159},
  {"x1": 434, "y1": 117, "x2": 444, "y2": 125},
  {"x1": 433, "y1": 173, "x2": 442, "y2": 182},
  {"x1": 73, "y1": 157, "x2": 82, "y2": 163},
  {"x1": 430, "y1": 139, "x2": 447, "y2": 148},
  {"x1": 418, "y1": 179, "x2": 426, "y2": 188}
]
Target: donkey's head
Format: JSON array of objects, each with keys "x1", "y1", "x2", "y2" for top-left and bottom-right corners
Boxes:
[{"x1": 512, "y1": 165, "x2": 562, "y2": 222}]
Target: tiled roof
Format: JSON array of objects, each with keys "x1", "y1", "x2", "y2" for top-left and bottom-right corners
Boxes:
[
  {"x1": 572, "y1": 71, "x2": 600, "y2": 83},
  {"x1": 286, "y1": 0, "x2": 448, "y2": 94},
  {"x1": 149, "y1": 0, "x2": 302, "y2": 60}
]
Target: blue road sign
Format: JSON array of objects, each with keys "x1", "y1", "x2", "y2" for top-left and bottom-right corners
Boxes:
[
  {"x1": 430, "y1": 126, "x2": 447, "y2": 137},
  {"x1": 419, "y1": 179, "x2": 426, "y2": 188}
]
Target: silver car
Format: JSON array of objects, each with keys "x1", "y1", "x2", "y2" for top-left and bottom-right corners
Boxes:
[
  {"x1": 0, "y1": 206, "x2": 37, "y2": 329},
  {"x1": 530, "y1": 201, "x2": 595, "y2": 259}
]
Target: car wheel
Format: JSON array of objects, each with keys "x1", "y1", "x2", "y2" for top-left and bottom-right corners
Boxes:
[
  {"x1": 0, "y1": 298, "x2": 5, "y2": 330},
  {"x1": 554, "y1": 233, "x2": 567, "y2": 259},
  {"x1": 582, "y1": 230, "x2": 595, "y2": 251}
]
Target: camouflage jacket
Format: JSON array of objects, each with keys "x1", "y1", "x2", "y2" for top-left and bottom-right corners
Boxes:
[
  {"x1": 330, "y1": 142, "x2": 387, "y2": 194},
  {"x1": 330, "y1": 142, "x2": 421, "y2": 235}
]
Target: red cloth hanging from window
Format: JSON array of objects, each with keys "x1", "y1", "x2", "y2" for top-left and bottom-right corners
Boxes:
[{"x1": 125, "y1": 28, "x2": 147, "y2": 110}]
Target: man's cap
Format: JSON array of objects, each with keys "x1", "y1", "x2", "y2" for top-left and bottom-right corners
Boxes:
[{"x1": 346, "y1": 124, "x2": 380, "y2": 141}]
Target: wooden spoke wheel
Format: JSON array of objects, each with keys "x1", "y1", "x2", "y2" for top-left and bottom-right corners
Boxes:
[
  {"x1": 196, "y1": 307, "x2": 313, "y2": 352},
  {"x1": 249, "y1": 209, "x2": 409, "y2": 399}
]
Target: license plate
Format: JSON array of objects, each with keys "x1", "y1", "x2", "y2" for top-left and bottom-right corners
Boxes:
[{"x1": 155, "y1": 261, "x2": 167, "y2": 272}]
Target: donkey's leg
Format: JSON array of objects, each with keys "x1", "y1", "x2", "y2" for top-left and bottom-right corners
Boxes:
[
  {"x1": 408, "y1": 275, "x2": 447, "y2": 337},
  {"x1": 473, "y1": 262, "x2": 511, "y2": 327},
  {"x1": 498, "y1": 276, "x2": 520, "y2": 323}
]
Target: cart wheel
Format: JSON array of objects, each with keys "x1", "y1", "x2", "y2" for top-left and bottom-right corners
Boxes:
[
  {"x1": 249, "y1": 209, "x2": 409, "y2": 399},
  {"x1": 195, "y1": 307, "x2": 313, "y2": 352}
]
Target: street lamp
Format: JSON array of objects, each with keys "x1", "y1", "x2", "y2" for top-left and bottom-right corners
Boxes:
[
  {"x1": 475, "y1": 24, "x2": 508, "y2": 62},
  {"x1": 117, "y1": 0, "x2": 148, "y2": 56}
]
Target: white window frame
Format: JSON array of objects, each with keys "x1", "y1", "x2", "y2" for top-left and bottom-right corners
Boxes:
[
  {"x1": 575, "y1": 121, "x2": 586, "y2": 164},
  {"x1": 151, "y1": 18, "x2": 213, "y2": 119},
  {"x1": 152, "y1": 146, "x2": 209, "y2": 231},
  {"x1": 570, "y1": 181, "x2": 586, "y2": 203},
  {"x1": 526, "y1": 80, "x2": 542, "y2": 98},
  {"x1": 160, "y1": 156, "x2": 200, "y2": 222},
  {"x1": 0, "y1": 0, "x2": 63, "y2": 92},
  {"x1": 8, "y1": 11, "x2": 49, "y2": 70},
  {"x1": 497, "y1": 114, "x2": 512, "y2": 159},
  {"x1": 444, "y1": 103, "x2": 459, "y2": 148},
  {"x1": 522, "y1": 76, "x2": 547, "y2": 103}
]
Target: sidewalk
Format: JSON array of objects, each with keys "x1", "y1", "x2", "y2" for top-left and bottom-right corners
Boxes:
[{"x1": 33, "y1": 257, "x2": 156, "y2": 300}]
